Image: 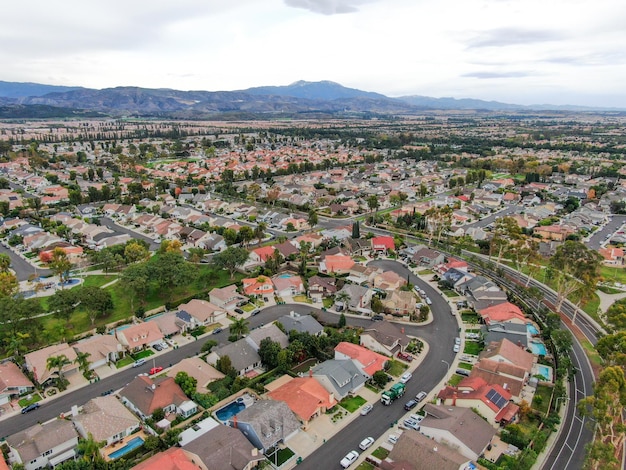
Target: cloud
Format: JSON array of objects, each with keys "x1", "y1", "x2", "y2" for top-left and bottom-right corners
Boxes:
[
  {"x1": 467, "y1": 28, "x2": 565, "y2": 48},
  {"x1": 284, "y1": 0, "x2": 373, "y2": 15},
  {"x1": 462, "y1": 71, "x2": 535, "y2": 79}
]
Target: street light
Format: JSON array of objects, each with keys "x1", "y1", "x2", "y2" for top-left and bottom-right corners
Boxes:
[{"x1": 441, "y1": 360, "x2": 450, "y2": 372}]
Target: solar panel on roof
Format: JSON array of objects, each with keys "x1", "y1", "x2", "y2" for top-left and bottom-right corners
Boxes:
[{"x1": 486, "y1": 388, "x2": 508, "y2": 409}]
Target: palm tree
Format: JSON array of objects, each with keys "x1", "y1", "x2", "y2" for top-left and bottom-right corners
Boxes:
[
  {"x1": 77, "y1": 433, "x2": 105, "y2": 464},
  {"x1": 47, "y1": 354, "x2": 71, "y2": 384},
  {"x1": 229, "y1": 317, "x2": 250, "y2": 340},
  {"x1": 75, "y1": 351, "x2": 91, "y2": 378},
  {"x1": 335, "y1": 291, "x2": 351, "y2": 311}
]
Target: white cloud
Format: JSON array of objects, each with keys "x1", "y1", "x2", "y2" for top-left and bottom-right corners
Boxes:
[{"x1": 0, "y1": 0, "x2": 625, "y2": 107}]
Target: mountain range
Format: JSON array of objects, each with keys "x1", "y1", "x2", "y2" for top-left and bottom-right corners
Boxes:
[{"x1": 0, "y1": 79, "x2": 621, "y2": 119}]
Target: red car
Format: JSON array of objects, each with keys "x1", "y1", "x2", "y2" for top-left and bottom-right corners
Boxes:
[
  {"x1": 397, "y1": 352, "x2": 413, "y2": 362},
  {"x1": 149, "y1": 366, "x2": 163, "y2": 375}
]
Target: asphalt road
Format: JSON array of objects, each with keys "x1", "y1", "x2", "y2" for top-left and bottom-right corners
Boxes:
[
  {"x1": 585, "y1": 214, "x2": 626, "y2": 250},
  {"x1": 0, "y1": 243, "x2": 51, "y2": 281},
  {"x1": 298, "y1": 259, "x2": 458, "y2": 470},
  {"x1": 99, "y1": 216, "x2": 161, "y2": 251}
]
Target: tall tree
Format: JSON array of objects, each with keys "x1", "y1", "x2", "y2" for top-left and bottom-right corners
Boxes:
[
  {"x1": 308, "y1": 209, "x2": 318, "y2": 229},
  {"x1": 79, "y1": 286, "x2": 114, "y2": 326},
  {"x1": 352, "y1": 221, "x2": 360, "y2": 239},
  {"x1": 149, "y1": 251, "x2": 195, "y2": 301},
  {"x1": 48, "y1": 248, "x2": 73, "y2": 284},
  {"x1": 47, "y1": 354, "x2": 71, "y2": 382},
  {"x1": 229, "y1": 317, "x2": 250, "y2": 340},
  {"x1": 121, "y1": 262, "x2": 149, "y2": 314},
  {"x1": 212, "y1": 246, "x2": 250, "y2": 280},
  {"x1": 48, "y1": 289, "x2": 78, "y2": 326}
]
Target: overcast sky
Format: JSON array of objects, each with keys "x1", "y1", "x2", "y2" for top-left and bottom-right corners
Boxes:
[{"x1": 2, "y1": 0, "x2": 625, "y2": 107}]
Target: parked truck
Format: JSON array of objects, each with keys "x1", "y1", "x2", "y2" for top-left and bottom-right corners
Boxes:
[{"x1": 381, "y1": 383, "x2": 406, "y2": 405}]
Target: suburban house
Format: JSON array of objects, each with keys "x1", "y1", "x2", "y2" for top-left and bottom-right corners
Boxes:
[
  {"x1": 182, "y1": 423, "x2": 265, "y2": 470},
  {"x1": 335, "y1": 284, "x2": 373, "y2": 313},
  {"x1": 469, "y1": 359, "x2": 528, "y2": 399},
  {"x1": 72, "y1": 396, "x2": 140, "y2": 446},
  {"x1": 598, "y1": 246, "x2": 625, "y2": 266},
  {"x1": 176, "y1": 299, "x2": 227, "y2": 326},
  {"x1": 481, "y1": 322, "x2": 529, "y2": 348},
  {"x1": 245, "y1": 324, "x2": 289, "y2": 351},
  {"x1": 533, "y1": 225, "x2": 575, "y2": 241},
  {"x1": 437, "y1": 377, "x2": 520, "y2": 427},
  {"x1": 319, "y1": 254, "x2": 355, "y2": 274},
  {"x1": 418, "y1": 404, "x2": 496, "y2": 461},
  {"x1": 72, "y1": 334, "x2": 125, "y2": 370},
  {"x1": 116, "y1": 321, "x2": 164, "y2": 353},
  {"x1": 209, "y1": 285, "x2": 248, "y2": 310},
  {"x1": 381, "y1": 290, "x2": 416, "y2": 316},
  {"x1": 249, "y1": 246, "x2": 276, "y2": 264},
  {"x1": 147, "y1": 311, "x2": 186, "y2": 337},
  {"x1": 347, "y1": 263, "x2": 379, "y2": 285},
  {"x1": 307, "y1": 275, "x2": 338, "y2": 300},
  {"x1": 198, "y1": 233, "x2": 226, "y2": 252},
  {"x1": 120, "y1": 375, "x2": 197, "y2": 421},
  {"x1": 271, "y1": 273, "x2": 305, "y2": 297},
  {"x1": 477, "y1": 302, "x2": 527, "y2": 325},
  {"x1": 242, "y1": 276, "x2": 274, "y2": 297},
  {"x1": 266, "y1": 375, "x2": 337, "y2": 427},
  {"x1": 412, "y1": 247, "x2": 445, "y2": 267},
  {"x1": 480, "y1": 339, "x2": 535, "y2": 374},
  {"x1": 311, "y1": 359, "x2": 369, "y2": 399},
  {"x1": 226, "y1": 400, "x2": 300, "y2": 452},
  {"x1": 334, "y1": 342, "x2": 388, "y2": 376},
  {"x1": 166, "y1": 357, "x2": 225, "y2": 394},
  {"x1": 360, "y1": 321, "x2": 410, "y2": 356},
  {"x1": 24, "y1": 343, "x2": 79, "y2": 385},
  {"x1": 207, "y1": 340, "x2": 262, "y2": 377},
  {"x1": 373, "y1": 270, "x2": 407, "y2": 292},
  {"x1": 457, "y1": 276, "x2": 501, "y2": 298},
  {"x1": 132, "y1": 447, "x2": 208, "y2": 470},
  {"x1": 371, "y1": 235, "x2": 395, "y2": 253},
  {"x1": 385, "y1": 431, "x2": 473, "y2": 470},
  {"x1": 277, "y1": 312, "x2": 324, "y2": 337},
  {"x1": 273, "y1": 241, "x2": 299, "y2": 259},
  {"x1": 5, "y1": 419, "x2": 79, "y2": 470},
  {"x1": 0, "y1": 361, "x2": 34, "y2": 405}
]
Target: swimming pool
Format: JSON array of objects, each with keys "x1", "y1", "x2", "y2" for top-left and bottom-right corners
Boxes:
[
  {"x1": 215, "y1": 399, "x2": 246, "y2": 421},
  {"x1": 108, "y1": 324, "x2": 132, "y2": 335},
  {"x1": 108, "y1": 437, "x2": 144, "y2": 460},
  {"x1": 527, "y1": 324, "x2": 539, "y2": 335},
  {"x1": 58, "y1": 278, "x2": 80, "y2": 287},
  {"x1": 536, "y1": 364, "x2": 553, "y2": 382},
  {"x1": 529, "y1": 341, "x2": 547, "y2": 356},
  {"x1": 278, "y1": 274, "x2": 292, "y2": 279}
]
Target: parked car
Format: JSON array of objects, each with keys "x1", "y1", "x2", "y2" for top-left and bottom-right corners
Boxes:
[
  {"x1": 455, "y1": 337, "x2": 461, "y2": 345},
  {"x1": 150, "y1": 366, "x2": 163, "y2": 375},
  {"x1": 397, "y1": 351, "x2": 413, "y2": 362},
  {"x1": 371, "y1": 314, "x2": 384, "y2": 321},
  {"x1": 388, "y1": 434, "x2": 399, "y2": 444},
  {"x1": 425, "y1": 297, "x2": 432, "y2": 305},
  {"x1": 400, "y1": 372, "x2": 412, "y2": 384},
  {"x1": 404, "y1": 399, "x2": 418, "y2": 411},
  {"x1": 456, "y1": 368, "x2": 471, "y2": 377},
  {"x1": 359, "y1": 437, "x2": 375, "y2": 450},
  {"x1": 251, "y1": 309, "x2": 261, "y2": 316},
  {"x1": 403, "y1": 418, "x2": 420, "y2": 431},
  {"x1": 340, "y1": 450, "x2": 359, "y2": 468},
  {"x1": 234, "y1": 308, "x2": 245, "y2": 314},
  {"x1": 132, "y1": 359, "x2": 146, "y2": 368},
  {"x1": 409, "y1": 414, "x2": 424, "y2": 424},
  {"x1": 415, "y1": 391, "x2": 427, "y2": 402},
  {"x1": 213, "y1": 327, "x2": 223, "y2": 335},
  {"x1": 101, "y1": 389, "x2": 114, "y2": 396},
  {"x1": 453, "y1": 344, "x2": 460, "y2": 353},
  {"x1": 153, "y1": 343, "x2": 163, "y2": 351},
  {"x1": 360, "y1": 404, "x2": 373, "y2": 416},
  {"x1": 21, "y1": 403, "x2": 40, "y2": 414}
]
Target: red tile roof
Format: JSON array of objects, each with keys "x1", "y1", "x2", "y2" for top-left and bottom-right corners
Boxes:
[
  {"x1": 478, "y1": 302, "x2": 526, "y2": 324},
  {"x1": 334, "y1": 342, "x2": 388, "y2": 376},
  {"x1": 132, "y1": 447, "x2": 199, "y2": 470},
  {"x1": 267, "y1": 377, "x2": 336, "y2": 422}
]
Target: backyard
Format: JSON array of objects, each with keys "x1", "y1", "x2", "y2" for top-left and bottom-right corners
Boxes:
[{"x1": 339, "y1": 395, "x2": 366, "y2": 413}]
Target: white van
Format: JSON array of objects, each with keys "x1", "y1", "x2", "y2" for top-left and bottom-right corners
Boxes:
[{"x1": 132, "y1": 359, "x2": 146, "y2": 368}]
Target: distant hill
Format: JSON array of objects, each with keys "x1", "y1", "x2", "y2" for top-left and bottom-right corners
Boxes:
[
  {"x1": 0, "y1": 80, "x2": 83, "y2": 99},
  {"x1": 0, "y1": 79, "x2": 622, "y2": 118}
]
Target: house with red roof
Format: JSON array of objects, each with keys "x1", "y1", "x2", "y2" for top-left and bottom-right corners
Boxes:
[
  {"x1": 533, "y1": 224, "x2": 574, "y2": 241},
  {"x1": 479, "y1": 338, "x2": 535, "y2": 373},
  {"x1": 117, "y1": 321, "x2": 164, "y2": 353},
  {"x1": 132, "y1": 447, "x2": 203, "y2": 470},
  {"x1": 478, "y1": 302, "x2": 526, "y2": 325},
  {"x1": 598, "y1": 247, "x2": 625, "y2": 266},
  {"x1": 437, "y1": 376, "x2": 519, "y2": 427},
  {"x1": 249, "y1": 246, "x2": 276, "y2": 264},
  {"x1": 266, "y1": 375, "x2": 337, "y2": 427},
  {"x1": 371, "y1": 235, "x2": 395, "y2": 253},
  {"x1": 242, "y1": 276, "x2": 274, "y2": 296},
  {"x1": 334, "y1": 342, "x2": 388, "y2": 376},
  {"x1": 469, "y1": 359, "x2": 527, "y2": 398},
  {"x1": 320, "y1": 254, "x2": 355, "y2": 274}
]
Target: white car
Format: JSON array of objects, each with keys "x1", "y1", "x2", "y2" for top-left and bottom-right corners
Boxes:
[
  {"x1": 400, "y1": 372, "x2": 412, "y2": 384},
  {"x1": 388, "y1": 434, "x2": 399, "y2": 444},
  {"x1": 359, "y1": 437, "x2": 375, "y2": 450},
  {"x1": 453, "y1": 344, "x2": 460, "y2": 353},
  {"x1": 360, "y1": 404, "x2": 373, "y2": 416},
  {"x1": 340, "y1": 450, "x2": 359, "y2": 468}
]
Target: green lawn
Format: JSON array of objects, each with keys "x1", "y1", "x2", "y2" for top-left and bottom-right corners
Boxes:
[
  {"x1": 133, "y1": 349, "x2": 155, "y2": 360},
  {"x1": 442, "y1": 289, "x2": 459, "y2": 298},
  {"x1": 463, "y1": 342, "x2": 483, "y2": 355},
  {"x1": 356, "y1": 463, "x2": 375, "y2": 470},
  {"x1": 458, "y1": 362, "x2": 473, "y2": 370},
  {"x1": 323, "y1": 297, "x2": 334, "y2": 308},
  {"x1": 601, "y1": 266, "x2": 626, "y2": 284},
  {"x1": 116, "y1": 356, "x2": 134, "y2": 369},
  {"x1": 418, "y1": 269, "x2": 433, "y2": 275},
  {"x1": 387, "y1": 359, "x2": 408, "y2": 377},
  {"x1": 461, "y1": 312, "x2": 479, "y2": 324},
  {"x1": 293, "y1": 294, "x2": 312, "y2": 303},
  {"x1": 18, "y1": 393, "x2": 42, "y2": 407},
  {"x1": 264, "y1": 445, "x2": 295, "y2": 466},
  {"x1": 448, "y1": 374, "x2": 464, "y2": 386},
  {"x1": 339, "y1": 395, "x2": 367, "y2": 413},
  {"x1": 598, "y1": 285, "x2": 622, "y2": 294},
  {"x1": 371, "y1": 447, "x2": 389, "y2": 459},
  {"x1": 532, "y1": 384, "x2": 553, "y2": 415},
  {"x1": 82, "y1": 274, "x2": 118, "y2": 288}
]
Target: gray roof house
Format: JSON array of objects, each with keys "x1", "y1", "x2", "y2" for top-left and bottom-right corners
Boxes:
[
  {"x1": 360, "y1": 321, "x2": 410, "y2": 356},
  {"x1": 335, "y1": 284, "x2": 372, "y2": 313},
  {"x1": 226, "y1": 400, "x2": 301, "y2": 452},
  {"x1": 481, "y1": 322, "x2": 529, "y2": 348},
  {"x1": 278, "y1": 312, "x2": 324, "y2": 336},
  {"x1": 456, "y1": 275, "x2": 500, "y2": 298},
  {"x1": 419, "y1": 404, "x2": 496, "y2": 460},
  {"x1": 245, "y1": 324, "x2": 289, "y2": 351},
  {"x1": 207, "y1": 340, "x2": 262, "y2": 377},
  {"x1": 311, "y1": 359, "x2": 369, "y2": 399},
  {"x1": 6, "y1": 419, "x2": 79, "y2": 470},
  {"x1": 412, "y1": 247, "x2": 445, "y2": 267},
  {"x1": 183, "y1": 423, "x2": 264, "y2": 470},
  {"x1": 72, "y1": 396, "x2": 140, "y2": 446},
  {"x1": 385, "y1": 430, "x2": 472, "y2": 470}
]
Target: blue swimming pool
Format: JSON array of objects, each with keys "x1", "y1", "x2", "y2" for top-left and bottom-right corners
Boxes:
[
  {"x1": 536, "y1": 364, "x2": 553, "y2": 382},
  {"x1": 58, "y1": 278, "x2": 80, "y2": 287},
  {"x1": 527, "y1": 324, "x2": 539, "y2": 335},
  {"x1": 215, "y1": 400, "x2": 246, "y2": 421},
  {"x1": 529, "y1": 341, "x2": 547, "y2": 356},
  {"x1": 278, "y1": 274, "x2": 292, "y2": 278},
  {"x1": 108, "y1": 324, "x2": 131, "y2": 335},
  {"x1": 108, "y1": 437, "x2": 144, "y2": 460}
]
